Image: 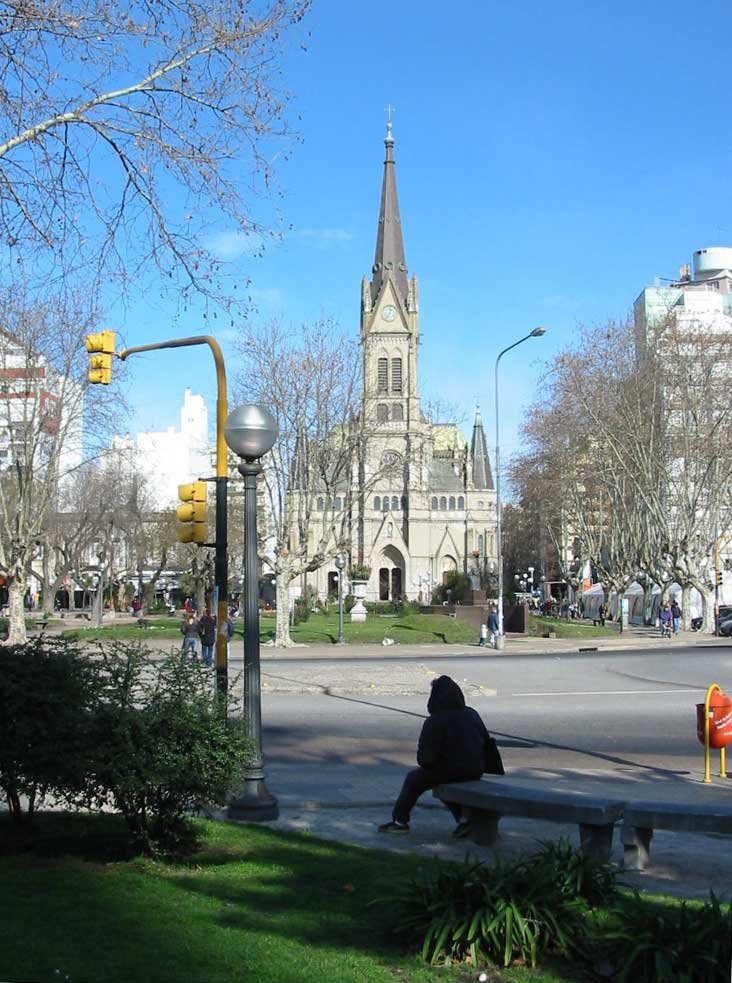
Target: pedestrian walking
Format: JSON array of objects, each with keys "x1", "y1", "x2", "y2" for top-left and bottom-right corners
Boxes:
[
  {"x1": 197, "y1": 608, "x2": 216, "y2": 668},
  {"x1": 487, "y1": 605, "x2": 499, "y2": 647},
  {"x1": 378, "y1": 675, "x2": 503, "y2": 838},
  {"x1": 659, "y1": 602, "x2": 673, "y2": 639},
  {"x1": 670, "y1": 599, "x2": 682, "y2": 636},
  {"x1": 180, "y1": 613, "x2": 200, "y2": 657},
  {"x1": 478, "y1": 621, "x2": 488, "y2": 647}
]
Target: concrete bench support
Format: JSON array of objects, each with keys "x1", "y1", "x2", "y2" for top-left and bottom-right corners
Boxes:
[
  {"x1": 433, "y1": 779, "x2": 624, "y2": 864},
  {"x1": 622, "y1": 802, "x2": 732, "y2": 871}
]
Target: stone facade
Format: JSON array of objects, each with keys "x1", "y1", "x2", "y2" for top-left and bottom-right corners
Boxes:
[{"x1": 307, "y1": 124, "x2": 497, "y2": 603}]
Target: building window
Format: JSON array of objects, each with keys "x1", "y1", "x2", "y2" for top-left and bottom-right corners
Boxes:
[
  {"x1": 431, "y1": 496, "x2": 438, "y2": 510},
  {"x1": 334, "y1": 496, "x2": 341, "y2": 510},
  {"x1": 401, "y1": 495, "x2": 407, "y2": 510},
  {"x1": 377, "y1": 358, "x2": 388, "y2": 392},
  {"x1": 374, "y1": 496, "x2": 381, "y2": 511},
  {"x1": 449, "y1": 496, "x2": 456, "y2": 510},
  {"x1": 317, "y1": 497, "x2": 324, "y2": 511},
  {"x1": 391, "y1": 402, "x2": 404, "y2": 422},
  {"x1": 478, "y1": 534, "x2": 484, "y2": 554},
  {"x1": 391, "y1": 357, "x2": 402, "y2": 393},
  {"x1": 440, "y1": 496, "x2": 447, "y2": 510},
  {"x1": 391, "y1": 495, "x2": 399, "y2": 511},
  {"x1": 377, "y1": 403, "x2": 389, "y2": 422},
  {"x1": 383, "y1": 497, "x2": 389, "y2": 511},
  {"x1": 457, "y1": 496, "x2": 464, "y2": 510}
]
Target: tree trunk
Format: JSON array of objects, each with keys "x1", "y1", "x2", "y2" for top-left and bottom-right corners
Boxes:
[
  {"x1": 681, "y1": 584, "x2": 692, "y2": 631},
  {"x1": 7, "y1": 575, "x2": 27, "y2": 644},
  {"x1": 274, "y1": 566, "x2": 297, "y2": 647},
  {"x1": 693, "y1": 582, "x2": 715, "y2": 633},
  {"x1": 642, "y1": 582, "x2": 655, "y2": 626}
]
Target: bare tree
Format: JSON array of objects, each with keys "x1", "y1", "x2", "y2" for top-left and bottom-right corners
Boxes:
[
  {"x1": 0, "y1": 0, "x2": 309, "y2": 302},
  {"x1": 0, "y1": 286, "x2": 120, "y2": 641},
  {"x1": 235, "y1": 319, "x2": 389, "y2": 645}
]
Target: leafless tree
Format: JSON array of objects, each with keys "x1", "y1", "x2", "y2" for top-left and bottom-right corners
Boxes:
[
  {"x1": 234, "y1": 319, "x2": 397, "y2": 645},
  {"x1": 0, "y1": 0, "x2": 309, "y2": 303}
]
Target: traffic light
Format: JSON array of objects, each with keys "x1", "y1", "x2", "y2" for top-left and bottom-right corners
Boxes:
[
  {"x1": 177, "y1": 481, "x2": 206, "y2": 544},
  {"x1": 716, "y1": 570, "x2": 723, "y2": 586},
  {"x1": 85, "y1": 330, "x2": 116, "y2": 384}
]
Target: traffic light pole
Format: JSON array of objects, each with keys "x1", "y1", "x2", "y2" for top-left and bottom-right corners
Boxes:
[{"x1": 118, "y1": 335, "x2": 229, "y2": 695}]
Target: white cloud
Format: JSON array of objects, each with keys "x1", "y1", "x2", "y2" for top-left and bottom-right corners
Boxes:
[
  {"x1": 290, "y1": 227, "x2": 353, "y2": 243},
  {"x1": 206, "y1": 230, "x2": 268, "y2": 259}
]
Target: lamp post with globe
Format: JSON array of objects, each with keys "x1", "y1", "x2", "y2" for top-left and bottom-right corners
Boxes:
[{"x1": 224, "y1": 404, "x2": 279, "y2": 821}]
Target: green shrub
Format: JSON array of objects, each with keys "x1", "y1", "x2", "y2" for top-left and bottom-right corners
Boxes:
[
  {"x1": 431, "y1": 571, "x2": 470, "y2": 604},
  {"x1": 76, "y1": 641, "x2": 251, "y2": 855},
  {"x1": 586, "y1": 891, "x2": 732, "y2": 982},
  {"x1": 348, "y1": 563, "x2": 371, "y2": 581},
  {"x1": 365, "y1": 601, "x2": 398, "y2": 614},
  {"x1": 531, "y1": 836, "x2": 618, "y2": 907},
  {"x1": 344, "y1": 593, "x2": 356, "y2": 612},
  {"x1": 0, "y1": 637, "x2": 98, "y2": 824},
  {"x1": 387, "y1": 852, "x2": 586, "y2": 969},
  {"x1": 293, "y1": 597, "x2": 311, "y2": 624}
]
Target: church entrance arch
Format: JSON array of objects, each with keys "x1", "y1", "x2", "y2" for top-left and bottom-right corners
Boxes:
[
  {"x1": 440, "y1": 554, "x2": 458, "y2": 585},
  {"x1": 377, "y1": 545, "x2": 405, "y2": 602}
]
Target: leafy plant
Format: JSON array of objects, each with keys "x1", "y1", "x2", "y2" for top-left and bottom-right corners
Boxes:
[
  {"x1": 431, "y1": 571, "x2": 470, "y2": 604},
  {"x1": 585, "y1": 891, "x2": 732, "y2": 982},
  {"x1": 73, "y1": 641, "x2": 251, "y2": 855},
  {"x1": 348, "y1": 563, "x2": 371, "y2": 581},
  {"x1": 531, "y1": 836, "x2": 618, "y2": 906},
  {"x1": 385, "y1": 852, "x2": 587, "y2": 969},
  {"x1": 293, "y1": 597, "x2": 311, "y2": 624},
  {"x1": 0, "y1": 637, "x2": 99, "y2": 824}
]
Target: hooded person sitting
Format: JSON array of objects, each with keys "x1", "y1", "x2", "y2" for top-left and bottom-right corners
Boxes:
[{"x1": 378, "y1": 674, "x2": 499, "y2": 838}]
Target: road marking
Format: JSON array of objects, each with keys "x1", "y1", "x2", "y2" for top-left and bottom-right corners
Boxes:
[{"x1": 510, "y1": 688, "x2": 702, "y2": 697}]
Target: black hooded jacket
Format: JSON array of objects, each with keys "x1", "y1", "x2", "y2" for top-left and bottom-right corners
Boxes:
[{"x1": 416, "y1": 675, "x2": 489, "y2": 778}]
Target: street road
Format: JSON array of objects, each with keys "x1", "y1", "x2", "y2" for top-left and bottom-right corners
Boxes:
[{"x1": 251, "y1": 644, "x2": 732, "y2": 804}]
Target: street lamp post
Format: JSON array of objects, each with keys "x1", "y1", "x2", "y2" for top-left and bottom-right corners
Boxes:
[
  {"x1": 335, "y1": 554, "x2": 346, "y2": 645},
  {"x1": 495, "y1": 327, "x2": 546, "y2": 650},
  {"x1": 224, "y1": 404, "x2": 279, "y2": 821}
]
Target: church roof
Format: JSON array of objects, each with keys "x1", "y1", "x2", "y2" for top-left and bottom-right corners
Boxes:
[
  {"x1": 371, "y1": 120, "x2": 409, "y2": 305},
  {"x1": 429, "y1": 457, "x2": 466, "y2": 492},
  {"x1": 470, "y1": 408, "x2": 493, "y2": 489}
]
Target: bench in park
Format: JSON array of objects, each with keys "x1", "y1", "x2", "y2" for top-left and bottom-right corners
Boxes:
[
  {"x1": 433, "y1": 778, "x2": 625, "y2": 863},
  {"x1": 622, "y1": 800, "x2": 732, "y2": 870}
]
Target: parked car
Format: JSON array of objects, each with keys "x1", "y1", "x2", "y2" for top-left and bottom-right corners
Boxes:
[{"x1": 717, "y1": 616, "x2": 732, "y2": 636}]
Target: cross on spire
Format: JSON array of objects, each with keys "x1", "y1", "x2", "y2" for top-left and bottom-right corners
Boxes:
[{"x1": 384, "y1": 103, "x2": 395, "y2": 121}]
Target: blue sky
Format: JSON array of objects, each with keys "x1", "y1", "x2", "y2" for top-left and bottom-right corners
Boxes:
[{"x1": 117, "y1": 0, "x2": 732, "y2": 466}]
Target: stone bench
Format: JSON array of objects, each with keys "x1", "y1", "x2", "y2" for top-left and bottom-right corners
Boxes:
[
  {"x1": 433, "y1": 778, "x2": 625, "y2": 863},
  {"x1": 622, "y1": 801, "x2": 732, "y2": 870}
]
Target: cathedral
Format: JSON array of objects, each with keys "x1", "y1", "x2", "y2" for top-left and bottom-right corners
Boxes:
[{"x1": 311, "y1": 121, "x2": 497, "y2": 603}]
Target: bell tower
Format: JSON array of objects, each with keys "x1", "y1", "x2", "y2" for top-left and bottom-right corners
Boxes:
[{"x1": 361, "y1": 118, "x2": 421, "y2": 431}]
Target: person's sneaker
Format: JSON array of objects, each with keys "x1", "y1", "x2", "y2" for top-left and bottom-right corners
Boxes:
[
  {"x1": 378, "y1": 820, "x2": 409, "y2": 833},
  {"x1": 452, "y1": 820, "x2": 471, "y2": 839}
]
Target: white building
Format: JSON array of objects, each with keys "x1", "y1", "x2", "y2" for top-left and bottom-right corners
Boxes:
[{"x1": 129, "y1": 388, "x2": 211, "y2": 510}]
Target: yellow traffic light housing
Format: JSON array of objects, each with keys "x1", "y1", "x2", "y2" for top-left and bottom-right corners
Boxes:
[
  {"x1": 177, "y1": 480, "x2": 207, "y2": 544},
  {"x1": 85, "y1": 330, "x2": 116, "y2": 385}
]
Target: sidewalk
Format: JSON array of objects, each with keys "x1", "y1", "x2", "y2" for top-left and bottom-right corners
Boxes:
[{"x1": 226, "y1": 762, "x2": 732, "y2": 903}]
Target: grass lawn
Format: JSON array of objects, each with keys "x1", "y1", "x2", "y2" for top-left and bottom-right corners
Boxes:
[
  {"x1": 0, "y1": 813, "x2": 579, "y2": 983},
  {"x1": 60, "y1": 611, "x2": 478, "y2": 645},
  {"x1": 528, "y1": 614, "x2": 619, "y2": 639}
]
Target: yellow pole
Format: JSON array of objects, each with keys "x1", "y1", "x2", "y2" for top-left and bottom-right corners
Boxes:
[{"x1": 118, "y1": 336, "x2": 229, "y2": 695}]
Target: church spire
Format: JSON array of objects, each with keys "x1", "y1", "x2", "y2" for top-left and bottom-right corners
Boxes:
[
  {"x1": 371, "y1": 116, "x2": 408, "y2": 305},
  {"x1": 471, "y1": 407, "x2": 493, "y2": 490}
]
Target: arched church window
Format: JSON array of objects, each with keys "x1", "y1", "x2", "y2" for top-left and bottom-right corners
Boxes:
[
  {"x1": 457, "y1": 496, "x2": 465, "y2": 510},
  {"x1": 449, "y1": 496, "x2": 456, "y2": 510},
  {"x1": 374, "y1": 496, "x2": 381, "y2": 511},
  {"x1": 377, "y1": 403, "x2": 388, "y2": 422},
  {"x1": 317, "y1": 497, "x2": 324, "y2": 511},
  {"x1": 377, "y1": 358, "x2": 388, "y2": 393},
  {"x1": 326, "y1": 496, "x2": 334, "y2": 509},
  {"x1": 391, "y1": 357, "x2": 402, "y2": 393},
  {"x1": 334, "y1": 497, "x2": 341, "y2": 510},
  {"x1": 440, "y1": 496, "x2": 447, "y2": 510},
  {"x1": 478, "y1": 534, "x2": 484, "y2": 554},
  {"x1": 431, "y1": 496, "x2": 438, "y2": 510},
  {"x1": 401, "y1": 495, "x2": 407, "y2": 510},
  {"x1": 391, "y1": 495, "x2": 399, "y2": 511},
  {"x1": 382, "y1": 497, "x2": 389, "y2": 512},
  {"x1": 391, "y1": 403, "x2": 404, "y2": 422}
]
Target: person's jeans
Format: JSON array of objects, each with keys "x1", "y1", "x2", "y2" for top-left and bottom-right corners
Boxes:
[
  {"x1": 673, "y1": 617, "x2": 681, "y2": 635},
  {"x1": 201, "y1": 643, "x2": 214, "y2": 667},
  {"x1": 392, "y1": 767, "x2": 482, "y2": 825},
  {"x1": 182, "y1": 638, "x2": 198, "y2": 658}
]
